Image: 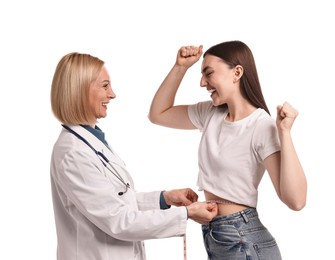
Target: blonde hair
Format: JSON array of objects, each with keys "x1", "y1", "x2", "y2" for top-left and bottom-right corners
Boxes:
[{"x1": 50, "y1": 52, "x2": 104, "y2": 124}]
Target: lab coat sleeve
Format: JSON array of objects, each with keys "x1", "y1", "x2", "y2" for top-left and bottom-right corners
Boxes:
[
  {"x1": 52, "y1": 148, "x2": 188, "y2": 242},
  {"x1": 135, "y1": 191, "x2": 161, "y2": 210}
]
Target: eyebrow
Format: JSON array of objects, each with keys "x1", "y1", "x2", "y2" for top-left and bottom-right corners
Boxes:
[{"x1": 101, "y1": 80, "x2": 110, "y2": 84}]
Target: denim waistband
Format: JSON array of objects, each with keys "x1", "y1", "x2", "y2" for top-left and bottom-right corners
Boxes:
[{"x1": 206, "y1": 207, "x2": 258, "y2": 227}]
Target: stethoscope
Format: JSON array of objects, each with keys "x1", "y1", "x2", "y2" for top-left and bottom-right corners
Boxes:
[{"x1": 62, "y1": 124, "x2": 130, "y2": 196}]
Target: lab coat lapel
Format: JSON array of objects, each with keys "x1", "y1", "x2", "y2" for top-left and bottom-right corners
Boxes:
[
  {"x1": 68, "y1": 125, "x2": 125, "y2": 167},
  {"x1": 66, "y1": 125, "x2": 135, "y2": 190}
]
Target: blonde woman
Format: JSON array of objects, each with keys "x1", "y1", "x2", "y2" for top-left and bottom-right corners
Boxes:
[{"x1": 50, "y1": 52, "x2": 218, "y2": 260}]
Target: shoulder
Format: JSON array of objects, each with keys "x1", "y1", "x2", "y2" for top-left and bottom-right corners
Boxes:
[
  {"x1": 54, "y1": 126, "x2": 97, "y2": 161},
  {"x1": 188, "y1": 101, "x2": 227, "y2": 116},
  {"x1": 252, "y1": 109, "x2": 279, "y2": 142},
  {"x1": 250, "y1": 109, "x2": 278, "y2": 142},
  {"x1": 189, "y1": 100, "x2": 213, "y2": 111},
  {"x1": 253, "y1": 109, "x2": 276, "y2": 127}
]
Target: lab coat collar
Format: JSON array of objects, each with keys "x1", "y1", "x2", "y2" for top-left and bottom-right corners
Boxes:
[{"x1": 62, "y1": 125, "x2": 125, "y2": 167}]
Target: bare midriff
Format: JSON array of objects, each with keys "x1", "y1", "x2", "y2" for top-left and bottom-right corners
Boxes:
[{"x1": 204, "y1": 191, "x2": 248, "y2": 216}]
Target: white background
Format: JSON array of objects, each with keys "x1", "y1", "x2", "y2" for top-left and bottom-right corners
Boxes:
[{"x1": 0, "y1": 0, "x2": 334, "y2": 259}]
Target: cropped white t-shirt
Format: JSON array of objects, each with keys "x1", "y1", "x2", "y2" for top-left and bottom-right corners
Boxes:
[{"x1": 188, "y1": 101, "x2": 280, "y2": 207}]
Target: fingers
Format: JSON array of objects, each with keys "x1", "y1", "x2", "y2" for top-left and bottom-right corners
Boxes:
[
  {"x1": 176, "y1": 45, "x2": 203, "y2": 67},
  {"x1": 187, "y1": 202, "x2": 218, "y2": 224},
  {"x1": 181, "y1": 194, "x2": 198, "y2": 206},
  {"x1": 277, "y1": 101, "x2": 299, "y2": 119},
  {"x1": 177, "y1": 188, "x2": 198, "y2": 205},
  {"x1": 164, "y1": 188, "x2": 199, "y2": 206},
  {"x1": 179, "y1": 198, "x2": 193, "y2": 206},
  {"x1": 206, "y1": 202, "x2": 218, "y2": 211},
  {"x1": 186, "y1": 189, "x2": 199, "y2": 203},
  {"x1": 179, "y1": 45, "x2": 203, "y2": 58},
  {"x1": 276, "y1": 102, "x2": 299, "y2": 131}
]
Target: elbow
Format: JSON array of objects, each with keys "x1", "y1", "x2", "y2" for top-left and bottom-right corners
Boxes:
[
  {"x1": 148, "y1": 111, "x2": 165, "y2": 126},
  {"x1": 147, "y1": 113, "x2": 159, "y2": 125},
  {"x1": 283, "y1": 196, "x2": 307, "y2": 211},
  {"x1": 288, "y1": 201, "x2": 306, "y2": 211},
  {"x1": 280, "y1": 180, "x2": 308, "y2": 211}
]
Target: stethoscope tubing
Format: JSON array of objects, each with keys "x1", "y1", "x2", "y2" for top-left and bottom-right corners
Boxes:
[{"x1": 61, "y1": 124, "x2": 130, "y2": 195}]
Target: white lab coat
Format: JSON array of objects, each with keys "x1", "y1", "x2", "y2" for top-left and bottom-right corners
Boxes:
[{"x1": 51, "y1": 125, "x2": 187, "y2": 260}]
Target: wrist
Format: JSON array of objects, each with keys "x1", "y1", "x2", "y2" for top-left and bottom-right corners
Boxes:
[
  {"x1": 160, "y1": 191, "x2": 171, "y2": 209},
  {"x1": 173, "y1": 63, "x2": 189, "y2": 73}
]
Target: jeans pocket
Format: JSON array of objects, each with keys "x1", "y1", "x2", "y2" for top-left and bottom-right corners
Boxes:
[
  {"x1": 253, "y1": 239, "x2": 282, "y2": 260},
  {"x1": 207, "y1": 225, "x2": 246, "y2": 259},
  {"x1": 210, "y1": 224, "x2": 241, "y2": 245}
]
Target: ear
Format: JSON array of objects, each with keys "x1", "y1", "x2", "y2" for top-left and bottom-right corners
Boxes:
[{"x1": 234, "y1": 65, "x2": 243, "y2": 80}]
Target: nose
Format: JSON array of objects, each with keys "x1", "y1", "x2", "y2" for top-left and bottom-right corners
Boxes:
[
  {"x1": 200, "y1": 75, "x2": 207, "y2": 88},
  {"x1": 108, "y1": 88, "x2": 116, "y2": 99}
]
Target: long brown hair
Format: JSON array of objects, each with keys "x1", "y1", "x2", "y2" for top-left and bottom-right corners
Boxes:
[{"x1": 204, "y1": 41, "x2": 270, "y2": 115}]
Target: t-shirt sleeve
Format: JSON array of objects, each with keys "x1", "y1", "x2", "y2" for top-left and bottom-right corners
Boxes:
[
  {"x1": 188, "y1": 101, "x2": 213, "y2": 131},
  {"x1": 253, "y1": 117, "x2": 281, "y2": 160}
]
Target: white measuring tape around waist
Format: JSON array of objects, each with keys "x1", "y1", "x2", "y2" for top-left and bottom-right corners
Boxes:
[{"x1": 183, "y1": 199, "x2": 239, "y2": 260}]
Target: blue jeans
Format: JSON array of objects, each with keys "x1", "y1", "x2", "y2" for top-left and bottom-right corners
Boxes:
[{"x1": 202, "y1": 208, "x2": 282, "y2": 260}]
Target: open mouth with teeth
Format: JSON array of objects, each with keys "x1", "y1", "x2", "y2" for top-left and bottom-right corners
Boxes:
[{"x1": 208, "y1": 89, "x2": 216, "y2": 95}]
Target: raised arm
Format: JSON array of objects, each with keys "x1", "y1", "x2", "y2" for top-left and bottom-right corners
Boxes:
[
  {"x1": 148, "y1": 45, "x2": 203, "y2": 129},
  {"x1": 265, "y1": 102, "x2": 307, "y2": 211}
]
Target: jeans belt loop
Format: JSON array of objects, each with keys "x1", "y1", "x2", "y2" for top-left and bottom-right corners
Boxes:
[{"x1": 240, "y1": 210, "x2": 249, "y2": 223}]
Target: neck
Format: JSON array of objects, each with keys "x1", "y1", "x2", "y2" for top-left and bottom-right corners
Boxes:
[{"x1": 226, "y1": 103, "x2": 257, "y2": 122}]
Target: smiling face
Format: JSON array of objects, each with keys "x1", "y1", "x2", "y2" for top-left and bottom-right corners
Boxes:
[
  {"x1": 200, "y1": 55, "x2": 238, "y2": 106},
  {"x1": 88, "y1": 66, "x2": 115, "y2": 122}
]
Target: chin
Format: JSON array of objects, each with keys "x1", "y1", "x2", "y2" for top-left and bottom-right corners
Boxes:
[
  {"x1": 211, "y1": 100, "x2": 221, "y2": 107},
  {"x1": 99, "y1": 113, "x2": 107, "y2": 118}
]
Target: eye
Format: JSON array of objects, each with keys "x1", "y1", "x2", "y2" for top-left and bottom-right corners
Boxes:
[
  {"x1": 102, "y1": 83, "x2": 109, "y2": 89},
  {"x1": 205, "y1": 71, "x2": 213, "y2": 77}
]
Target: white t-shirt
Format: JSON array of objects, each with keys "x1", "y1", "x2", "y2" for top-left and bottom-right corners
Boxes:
[{"x1": 188, "y1": 101, "x2": 280, "y2": 207}]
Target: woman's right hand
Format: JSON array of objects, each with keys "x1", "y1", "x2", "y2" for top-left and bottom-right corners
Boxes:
[
  {"x1": 176, "y1": 45, "x2": 203, "y2": 68},
  {"x1": 186, "y1": 201, "x2": 218, "y2": 224}
]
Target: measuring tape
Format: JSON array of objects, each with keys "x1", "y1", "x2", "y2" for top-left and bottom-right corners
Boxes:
[
  {"x1": 183, "y1": 234, "x2": 187, "y2": 260},
  {"x1": 183, "y1": 199, "x2": 238, "y2": 259}
]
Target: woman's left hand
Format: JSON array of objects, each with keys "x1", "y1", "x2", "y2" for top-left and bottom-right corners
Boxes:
[{"x1": 276, "y1": 102, "x2": 299, "y2": 132}]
